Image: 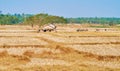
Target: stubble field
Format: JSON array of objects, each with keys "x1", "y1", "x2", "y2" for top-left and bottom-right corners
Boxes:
[{"x1": 0, "y1": 24, "x2": 120, "y2": 71}]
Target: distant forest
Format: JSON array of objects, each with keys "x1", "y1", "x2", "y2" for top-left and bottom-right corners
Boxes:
[
  {"x1": 0, "y1": 13, "x2": 32, "y2": 25},
  {"x1": 66, "y1": 17, "x2": 120, "y2": 26},
  {"x1": 0, "y1": 13, "x2": 120, "y2": 26}
]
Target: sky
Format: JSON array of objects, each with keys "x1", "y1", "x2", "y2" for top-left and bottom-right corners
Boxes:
[{"x1": 0, "y1": 0, "x2": 120, "y2": 18}]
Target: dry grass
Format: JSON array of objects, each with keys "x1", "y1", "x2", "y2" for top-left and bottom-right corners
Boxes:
[
  {"x1": 67, "y1": 45, "x2": 120, "y2": 56},
  {"x1": 0, "y1": 37, "x2": 47, "y2": 45},
  {"x1": 0, "y1": 25, "x2": 120, "y2": 71}
]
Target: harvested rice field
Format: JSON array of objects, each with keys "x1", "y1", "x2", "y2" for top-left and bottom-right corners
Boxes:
[{"x1": 0, "y1": 25, "x2": 120, "y2": 71}]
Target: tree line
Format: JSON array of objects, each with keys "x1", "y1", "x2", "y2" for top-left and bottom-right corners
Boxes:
[
  {"x1": 0, "y1": 13, "x2": 67, "y2": 27},
  {"x1": 66, "y1": 17, "x2": 120, "y2": 26},
  {"x1": 0, "y1": 13, "x2": 32, "y2": 25},
  {"x1": 0, "y1": 13, "x2": 120, "y2": 26}
]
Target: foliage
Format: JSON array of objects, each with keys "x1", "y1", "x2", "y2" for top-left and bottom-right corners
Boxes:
[
  {"x1": 25, "y1": 13, "x2": 67, "y2": 27},
  {"x1": 0, "y1": 14, "x2": 19, "y2": 25},
  {"x1": 0, "y1": 13, "x2": 32, "y2": 25},
  {"x1": 66, "y1": 17, "x2": 120, "y2": 26},
  {"x1": 0, "y1": 12, "x2": 120, "y2": 27}
]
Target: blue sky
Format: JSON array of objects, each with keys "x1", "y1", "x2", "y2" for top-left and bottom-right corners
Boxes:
[{"x1": 0, "y1": 0, "x2": 120, "y2": 17}]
